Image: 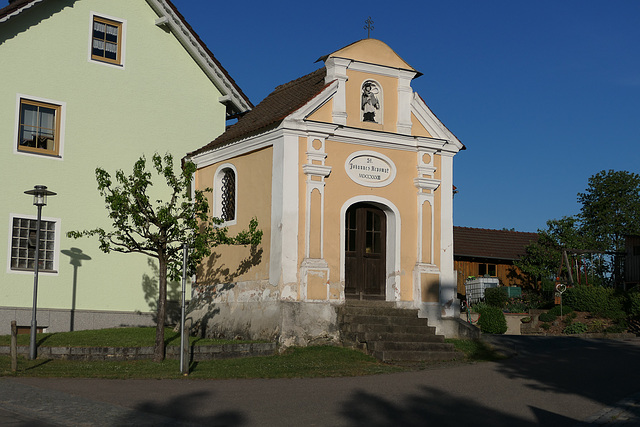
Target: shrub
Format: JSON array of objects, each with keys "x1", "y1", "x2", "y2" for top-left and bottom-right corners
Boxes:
[
  {"x1": 540, "y1": 323, "x2": 551, "y2": 330},
  {"x1": 564, "y1": 322, "x2": 588, "y2": 334},
  {"x1": 548, "y1": 305, "x2": 573, "y2": 317},
  {"x1": 625, "y1": 290, "x2": 640, "y2": 318},
  {"x1": 539, "y1": 312, "x2": 557, "y2": 323},
  {"x1": 588, "y1": 319, "x2": 606, "y2": 333},
  {"x1": 484, "y1": 287, "x2": 508, "y2": 308},
  {"x1": 476, "y1": 305, "x2": 508, "y2": 334},
  {"x1": 563, "y1": 286, "x2": 624, "y2": 318}
]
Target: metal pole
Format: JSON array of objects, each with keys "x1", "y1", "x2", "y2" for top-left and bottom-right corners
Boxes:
[
  {"x1": 179, "y1": 243, "x2": 188, "y2": 374},
  {"x1": 29, "y1": 204, "x2": 42, "y2": 360}
]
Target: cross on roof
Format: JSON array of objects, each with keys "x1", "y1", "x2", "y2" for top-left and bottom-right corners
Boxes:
[{"x1": 364, "y1": 17, "x2": 374, "y2": 38}]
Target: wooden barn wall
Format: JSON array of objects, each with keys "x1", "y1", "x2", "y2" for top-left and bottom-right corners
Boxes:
[
  {"x1": 455, "y1": 259, "x2": 534, "y2": 296},
  {"x1": 626, "y1": 235, "x2": 640, "y2": 286}
]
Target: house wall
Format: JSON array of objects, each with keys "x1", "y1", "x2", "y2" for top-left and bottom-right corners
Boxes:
[
  {"x1": 0, "y1": 0, "x2": 227, "y2": 333},
  {"x1": 455, "y1": 259, "x2": 533, "y2": 296}
]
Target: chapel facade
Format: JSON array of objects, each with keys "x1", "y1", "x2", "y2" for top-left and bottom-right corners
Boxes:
[{"x1": 185, "y1": 39, "x2": 465, "y2": 346}]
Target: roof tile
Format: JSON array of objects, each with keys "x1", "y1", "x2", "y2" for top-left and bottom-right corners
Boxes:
[{"x1": 453, "y1": 226, "x2": 538, "y2": 260}]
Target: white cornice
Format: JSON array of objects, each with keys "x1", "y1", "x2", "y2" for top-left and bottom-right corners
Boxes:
[
  {"x1": 145, "y1": 0, "x2": 251, "y2": 114},
  {"x1": 411, "y1": 93, "x2": 463, "y2": 151}
]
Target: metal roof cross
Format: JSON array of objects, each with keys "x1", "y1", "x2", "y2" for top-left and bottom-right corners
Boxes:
[{"x1": 364, "y1": 17, "x2": 374, "y2": 38}]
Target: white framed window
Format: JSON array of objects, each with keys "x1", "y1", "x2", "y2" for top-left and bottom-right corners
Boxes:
[
  {"x1": 361, "y1": 79, "x2": 383, "y2": 124},
  {"x1": 7, "y1": 214, "x2": 61, "y2": 275},
  {"x1": 89, "y1": 12, "x2": 126, "y2": 67},
  {"x1": 214, "y1": 164, "x2": 237, "y2": 225}
]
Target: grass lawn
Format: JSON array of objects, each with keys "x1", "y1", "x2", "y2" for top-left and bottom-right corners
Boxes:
[{"x1": 0, "y1": 328, "x2": 501, "y2": 379}]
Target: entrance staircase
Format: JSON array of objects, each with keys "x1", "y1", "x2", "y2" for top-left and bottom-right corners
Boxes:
[{"x1": 338, "y1": 300, "x2": 461, "y2": 362}]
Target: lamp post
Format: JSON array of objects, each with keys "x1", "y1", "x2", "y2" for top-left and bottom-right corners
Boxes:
[{"x1": 24, "y1": 185, "x2": 56, "y2": 360}]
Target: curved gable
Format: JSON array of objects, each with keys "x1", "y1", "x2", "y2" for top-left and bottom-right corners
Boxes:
[{"x1": 327, "y1": 38, "x2": 417, "y2": 73}]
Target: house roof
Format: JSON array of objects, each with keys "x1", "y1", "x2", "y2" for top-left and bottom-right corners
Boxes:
[
  {"x1": 0, "y1": 0, "x2": 252, "y2": 114},
  {"x1": 188, "y1": 67, "x2": 330, "y2": 156},
  {"x1": 453, "y1": 226, "x2": 538, "y2": 261}
]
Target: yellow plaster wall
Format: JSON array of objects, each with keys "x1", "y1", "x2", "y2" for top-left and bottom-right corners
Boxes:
[
  {"x1": 321, "y1": 141, "x2": 420, "y2": 301},
  {"x1": 328, "y1": 39, "x2": 415, "y2": 72},
  {"x1": 411, "y1": 113, "x2": 433, "y2": 138},
  {"x1": 345, "y1": 70, "x2": 398, "y2": 133},
  {"x1": 307, "y1": 99, "x2": 333, "y2": 123},
  {"x1": 195, "y1": 147, "x2": 273, "y2": 285}
]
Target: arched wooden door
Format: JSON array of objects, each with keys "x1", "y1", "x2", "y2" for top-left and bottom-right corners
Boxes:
[{"x1": 345, "y1": 203, "x2": 386, "y2": 300}]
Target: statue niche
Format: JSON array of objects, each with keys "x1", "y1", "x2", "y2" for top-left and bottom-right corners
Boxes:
[{"x1": 361, "y1": 80, "x2": 381, "y2": 123}]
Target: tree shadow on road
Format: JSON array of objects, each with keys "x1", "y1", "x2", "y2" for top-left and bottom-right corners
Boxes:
[
  {"x1": 490, "y1": 336, "x2": 640, "y2": 407},
  {"x1": 341, "y1": 385, "x2": 574, "y2": 426},
  {"x1": 121, "y1": 390, "x2": 244, "y2": 426}
]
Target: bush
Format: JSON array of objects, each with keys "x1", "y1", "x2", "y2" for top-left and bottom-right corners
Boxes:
[
  {"x1": 540, "y1": 323, "x2": 551, "y2": 330},
  {"x1": 548, "y1": 305, "x2": 573, "y2": 317},
  {"x1": 476, "y1": 305, "x2": 508, "y2": 334},
  {"x1": 563, "y1": 286, "x2": 624, "y2": 319},
  {"x1": 539, "y1": 312, "x2": 557, "y2": 323},
  {"x1": 484, "y1": 287, "x2": 508, "y2": 308},
  {"x1": 563, "y1": 322, "x2": 588, "y2": 334},
  {"x1": 626, "y1": 290, "x2": 640, "y2": 318}
]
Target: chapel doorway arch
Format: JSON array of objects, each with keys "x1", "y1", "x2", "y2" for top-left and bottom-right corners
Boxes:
[{"x1": 344, "y1": 202, "x2": 387, "y2": 300}]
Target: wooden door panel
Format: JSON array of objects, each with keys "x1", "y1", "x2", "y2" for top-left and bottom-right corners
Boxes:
[{"x1": 345, "y1": 203, "x2": 386, "y2": 299}]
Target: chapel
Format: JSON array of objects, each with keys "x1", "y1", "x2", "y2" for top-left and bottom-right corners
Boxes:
[{"x1": 185, "y1": 38, "x2": 465, "y2": 346}]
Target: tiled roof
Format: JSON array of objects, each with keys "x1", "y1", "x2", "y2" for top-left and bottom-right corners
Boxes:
[
  {"x1": 189, "y1": 67, "x2": 329, "y2": 156},
  {"x1": 453, "y1": 226, "x2": 538, "y2": 261}
]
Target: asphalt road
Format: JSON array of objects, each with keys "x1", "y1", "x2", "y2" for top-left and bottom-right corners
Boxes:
[{"x1": 1, "y1": 336, "x2": 640, "y2": 426}]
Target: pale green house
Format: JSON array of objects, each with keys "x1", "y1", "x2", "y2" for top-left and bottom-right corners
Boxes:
[{"x1": 0, "y1": 0, "x2": 251, "y2": 334}]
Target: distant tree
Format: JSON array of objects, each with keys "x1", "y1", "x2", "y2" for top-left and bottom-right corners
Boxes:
[
  {"x1": 577, "y1": 169, "x2": 640, "y2": 252},
  {"x1": 515, "y1": 216, "x2": 595, "y2": 284},
  {"x1": 68, "y1": 153, "x2": 262, "y2": 362}
]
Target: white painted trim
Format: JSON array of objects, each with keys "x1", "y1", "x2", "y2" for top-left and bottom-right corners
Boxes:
[
  {"x1": 188, "y1": 128, "x2": 283, "y2": 169},
  {"x1": 145, "y1": 0, "x2": 252, "y2": 113},
  {"x1": 88, "y1": 11, "x2": 127, "y2": 69},
  {"x1": 212, "y1": 163, "x2": 238, "y2": 226},
  {"x1": 269, "y1": 133, "x2": 299, "y2": 287},
  {"x1": 339, "y1": 196, "x2": 401, "y2": 302},
  {"x1": 411, "y1": 93, "x2": 463, "y2": 150},
  {"x1": 14, "y1": 94, "x2": 66, "y2": 161},
  {"x1": 6, "y1": 213, "x2": 61, "y2": 276},
  {"x1": 439, "y1": 153, "x2": 457, "y2": 317},
  {"x1": 338, "y1": 59, "x2": 418, "y2": 80}
]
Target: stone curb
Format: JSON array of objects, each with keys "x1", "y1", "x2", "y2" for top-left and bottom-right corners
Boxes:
[{"x1": 0, "y1": 342, "x2": 277, "y2": 361}]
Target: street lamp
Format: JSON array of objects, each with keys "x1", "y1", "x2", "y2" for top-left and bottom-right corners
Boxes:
[{"x1": 24, "y1": 185, "x2": 56, "y2": 360}]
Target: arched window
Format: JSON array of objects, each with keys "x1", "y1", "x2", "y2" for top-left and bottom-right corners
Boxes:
[
  {"x1": 220, "y1": 169, "x2": 235, "y2": 222},
  {"x1": 361, "y1": 80, "x2": 383, "y2": 124},
  {"x1": 214, "y1": 164, "x2": 237, "y2": 224}
]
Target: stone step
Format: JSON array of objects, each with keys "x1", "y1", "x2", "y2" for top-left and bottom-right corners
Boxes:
[
  {"x1": 340, "y1": 314, "x2": 431, "y2": 327},
  {"x1": 344, "y1": 331, "x2": 445, "y2": 343},
  {"x1": 372, "y1": 350, "x2": 462, "y2": 362},
  {"x1": 369, "y1": 341, "x2": 455, "y2": 352},
  {"x1": 341, "y1": 323, "x2": 437, "y2": 335},
  {"x1": 338, "y1": 305, "x2": 420, "y2": 318},
  {"x1": 338, "y1": 302, "x2": 460, "y2": 363}
]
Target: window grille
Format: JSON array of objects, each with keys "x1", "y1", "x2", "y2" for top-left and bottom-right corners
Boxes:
[{"x1": 220, "y1": 169, "x2": 235, "y2": 222}]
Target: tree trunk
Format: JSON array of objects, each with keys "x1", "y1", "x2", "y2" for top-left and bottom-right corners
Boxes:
[{"x1": 154, "y1": 253, "x2": 168, "y2": 362}]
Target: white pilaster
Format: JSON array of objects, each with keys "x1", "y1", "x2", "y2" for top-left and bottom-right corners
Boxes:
[
  {"x1": 324, "y1": 57, "x2": 350, "y2": 125},
  {"x1": 439, "y1": 152, "x2": 457, "y2": 317}
]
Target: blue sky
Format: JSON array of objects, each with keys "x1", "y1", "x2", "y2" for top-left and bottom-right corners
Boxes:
[{"x1": 172, "y1": 0, "x2": 640, "y2": 233}]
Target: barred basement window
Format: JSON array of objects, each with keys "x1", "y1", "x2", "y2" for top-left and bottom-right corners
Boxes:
[
  {"x1": 220, "y1": 169, "x2": 236, "y2": 222},
  {"x1": 10, "y1": 217, "x2": 57, "y2": 272}
]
